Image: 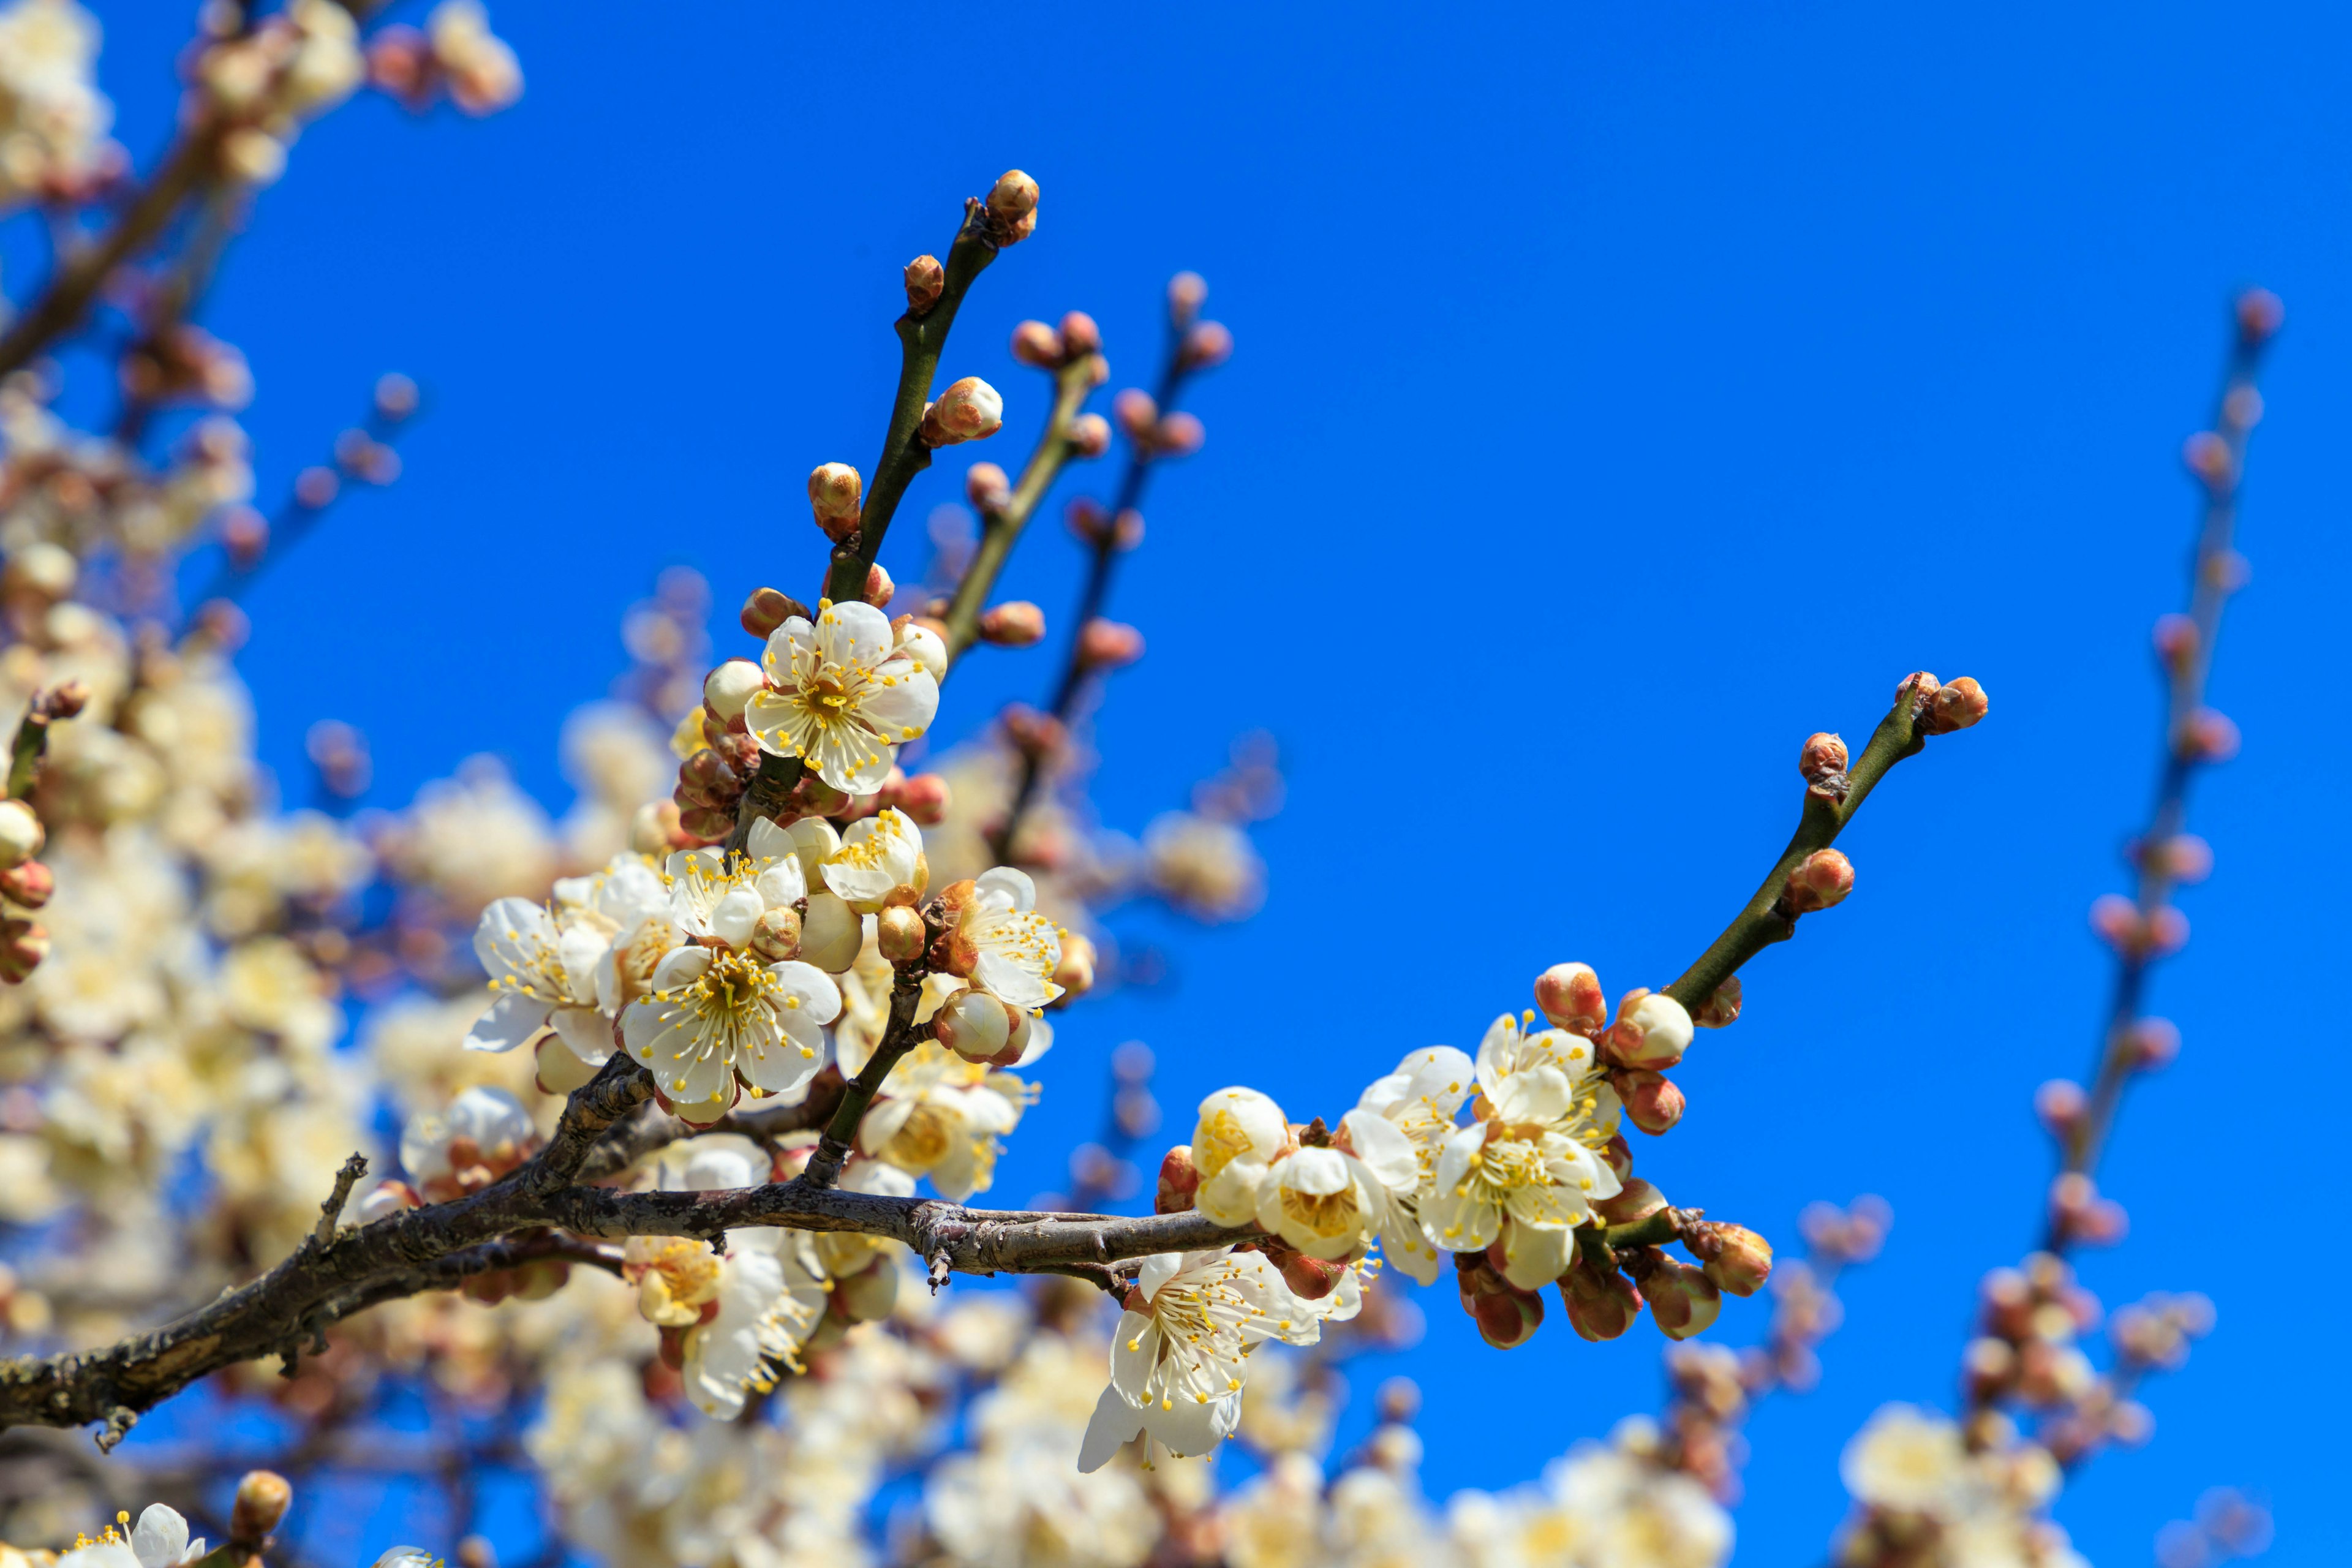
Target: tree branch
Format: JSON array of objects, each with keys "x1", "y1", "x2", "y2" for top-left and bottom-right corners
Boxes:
[{"x1": 799, "y1": 970, "x2": 925, "y2": 1190}]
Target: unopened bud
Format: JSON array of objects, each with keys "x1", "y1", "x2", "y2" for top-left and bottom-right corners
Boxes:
[
  {"x1": 703, "y1": 660, "x2": 765, "y2": 722},
  {"x1": 799, "y1": 892, "x2": 861, "y2": 973},
  {"x1": 2236, "y1": 286, "x2": 2285, "y2": 344},
  {"x1": 676, "y1": 805, "x2": 733, "y2": 843},
  {"x1": 1783, "y1": 849, "x2": 1853, "y2": 914},
  {"x1": 1113, "y1": 388, "x2": 1158, "y2": 441},
  {"x1": 2152, "y1": 612, "x2": 2198, "y2": 669},
  {"x1": 1068, "y1": 412, "x2": 1111, "y2": 458},
  {"x1": 0, "y1": 801, "x2": 44, "y2": 871},
  {"x1": 2034, "y1": 1079, "x2": 2086, "y2": 1136},
  {"x1": 741, "y1": 587, "x2": 807, "y2": 639},
  {"x1": 1000, "y1": 705, "x2": 1066, "y2": 757},
  {"x1": 808, "y1": 463, "x2": 863, "y2": 538},
  {"x1": 2182, "y1": 430, "x2": 2234, "y2": 487},
  {"x1": 1534, "y1": 962, "x2": 1608, "y2": 1036},
  {"x1": 1602, "y1": 990, "x2": 1693, "y2": 1071},
  {"x1": 863, "y1": 562, "x2": 895, "y2": 609},
  {"x1": 1010, "y1": 320, "x2": 1063, "y2": 368},
  {"x1": 979, "y1": 601, "x2": 1046, "y2": 647},
  {"x1": 1058, "y1": 311, "x2": 1101, "y2": 355},
  {"x1": 1276, "y1": 1249, "x2": 1347, "y2": 1301},
  {"x1": 0, "y1": 860, "x2": 50, "y2": 909},
  {"x1": 2176, "y1": 707, "x2": 2239, "y2": 763},
  {"x1": 747, "y1": 905, "x2": 801, "y2": 963},
  {"x1": 1695, "y1": 1223, "x2": 1771, "y2": 1297},
  {"x1": 0, "y1": 919, "x2": 45, "y2": 983},
  {"x1": 1155, "y1": 412, "x2": 1205, "y2": 457},
  {"x1": 1594, "y1": 1178, "x2": 1668, "y2": 1227},
  {"x1": 921, "y1": 377, "x2": 1005, "y2": 446},
  {"x1": 1455, "y1": 1253, "x2": 1545, "y2": 1350},
  {"x1": 1799, "y1": 731, "x2": 1850, "y2": 800},
  {"x1": 985, "y1": 170, "x2": 1039, "y2": 244},
  {"x1": 1181, "y1": 320, "x2": 1233, "y2": 369},
  {"x1": 1641, "y1": 1256, "x2": 1722, "y2": 1340},
  {"x1": 1559, "y1": 1251, "x2": 1643, "y2": 1342},
  {"x1": 1692, "y1": 977, "x2": 1741, "y2": 1030},
  {"x1": 2125, "y1": 1017, "x2": 2179, "y2": 1070},
  {"x1": 1054, "y1": 932, "x2": 1097, "y2": 999},
  {"x1": 231, "y1": 1471, "x2": 292, "y2": 1542},
  {"x1": 904, "y1": 254, "x2": 946, "y2": 314},
  {"x1": 2141, "y1": 833, "x2": 2212, "y2": 883},
  {"x1": 1167, "y1": 271, "x2": 1207, "y2": 327},
  {"x1": 1900, "y1": 671, "x2": 1943, "y2": 712},
  {"x1": 1615, "y1": 1069, "x2": 1685, "y2": 1135},
  {"x1": 869, "y1": 905, "x2": 926, "y2": 966},
  {"x1": 1921, "y1": 676, "x2": 1989, "y2": 734},
  {"x1": 965, "y1": 461, "x2": 1011, "y2": 511},
  {"x1": 935, "y1": 987, "x2": 1013, "y2": 1063},
  {"x1": 1155, "y1": 1145, "x2": 1199, "y2": 1213},
  {"x1": 630, "y1": 801, "x2": 683, "y2": 854},
  {"x1": 888, "y1": 772, "x2": 951, "y2": 826},
  {"x1": 1077, "y1": 619, "x2": 1144, "y2": 669},
  {"x1": 40, "y1": 681, "x2": 88, "y2": 722}
]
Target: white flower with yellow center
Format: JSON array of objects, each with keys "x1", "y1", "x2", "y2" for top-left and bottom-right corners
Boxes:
[
  {"x1": 1190, "y1": 1086, "x2": 1291, "y2": 1227},
  {"x1": 464, "y1": 853, "x2": 666, "y2": 1066},
  {"x1": 1254, "y1": 1111, "x2": 1417, "y2": 1263},
  {"x1": 1076, "y1": 1248, "x2": 1349, "y2": 1470},
  {"x1": 821, "y1": 805, "x2": 927, "y2": 912},
  {"x1": 856, "y1": 1040, "x2": 1028, "y2": 1200},
  {"x1": 52, "y1": 1503, "x2": 206, "y2": 1568},
  {"x1": 938, "y1": 867, "x2": 1064, "y2": 1011},
  {"x1": 745, "y1": 600, "x2": 940, "y2": 793},
  {"x1": 1841, "y1": 1404, "x2": 1971, "y2": 1514},
  {"x1": 1415, "y1": 1013, "x2": 1623, "y2": 1289},
  {"x1": 1352, "y1": 1045, "x2": 1476, "y2": 1284}
]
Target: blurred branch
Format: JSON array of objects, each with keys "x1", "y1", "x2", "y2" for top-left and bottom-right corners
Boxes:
[{"x1": 941, "y1": 350, "x2": 1100, "y2": 664}]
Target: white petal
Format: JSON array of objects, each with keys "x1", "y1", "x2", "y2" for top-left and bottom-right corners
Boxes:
[
  {"x1": 1077, "y1": 1382, "x2": 1145, "y2": 1474},
  {"x1": 1499, "y1": 1218, "x2": 1575, "y2": 1291},
  {"x1": 650, "y1": 945, "x2": 713, "y2": 992},
  {"x1": 550, "y1": 1004, "x2": 616, "y2": 1066},
  {"x1": 1141, "y1": 1388, "x2": 1242, "y2": 1458},
  {"x1": 1340, "y1": 1109, "x2": 1419, "y2": 1191},
  {"x1": 817, "y1": 599, "x2": 894, "y2": 668},
  {"x1": 744, "y1": 814, "x2": 792, "y2": 865},
  {"x1": 708, "y1": 886, "x2": 766, "y2": 949},
  {"x1": 1135, "y1": 1253, "x2": 1186, "y2": 1305},
  {"x1": 974, "y1": 864, "x2": 1036, "y2": 912},
  {"x1": 463, "y1": 991, "x2": 551, "y2": 1054},
  {"x1": 472, "y1": 897, "x2": 553, "y2": 980},
  {"x1": 131, "y1": 1505, "x2": 189, "y2": 1568}
]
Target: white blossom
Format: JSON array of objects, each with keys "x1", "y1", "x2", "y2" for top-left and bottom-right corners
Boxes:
[
  {"x1": 1189, "y1": 1085, "x2": 1291, "y2": 1227},
  {"x1": 745, "y1": 599, "x2": 940, "y2": 793}
]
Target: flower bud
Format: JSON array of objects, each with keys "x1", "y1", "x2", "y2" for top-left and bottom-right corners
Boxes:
[
  {"x1": 1167, "y1": 271, "x2": 1207, "y2": 327},
  {"x1": 1602, "y1": 991, "x2": 1693, "y2": 1071},
  {"x1": 1615, "y1": 1069, "x2": 1685, "y2": 1135},
  {"x1": 0, "y1": 918, "x2": 44, "y2": 983},
  {"x1": 747, "y1": 906, "x2": 801, "y2": 963},
  {"x1": 1077, "y1": 619, "x2": 1144, "y2": 669},
  {"x1": 1068, "y1": 412, "x2": 1111, "y2": 458},
  {"x1": 1010, "y1": 320, "x2": 1064, "y2": 367},
  {"x1": 1642, "y1": 1256, "x2": 1722, "y2": 1340},
  {"x1": 2182, "y1": 430, "x2": 2233, "y2": 486},
  {"x1": 862, "y1": 562, "x2": 896, "y2": 609},
  {"x1": 1799, "y1": 731, "x2": 1849, "y2": 799},
  {"x1": 2140, "y1": 834, "x2": 2212, "y2": 883},
  {"x1": 799, "y1": 892, "x2": 861, "y2": 973},
  {"x1": 675, "y1": 806, "x2": 733, "y2": 843},
  {"x1": 0, "y1": 801, "x2": 45, "y2": 871},
  {"x1": 1695, "y1": 1223, "x2": 1771, "y2": 1297},
  {"x1": 1900, "y1": 671, "x2": 1943, "y2": 709},
  {"x1": 1559, "y1": 1252, "x2": 1643, "y2": 1342},
  {"x1": 232, "y1": 1471, "x2": 293, "y2": 1544},
  {"x1": 1054, "y1": 932, "x2": 1096, "y2": 999},
  {"x1": 741, "y1": 586, "x2": 805, "y2": 639},
  {"x1": 1155, "y1": 412, "x2": 1205, "y2": 457},
  {"x1": 1058, "y1": 311, "x2": 1101, "y2": 356},
  {"x1": 904, "y1": 254, "x2": 945, "y2": 315},
  {"x1": 631, "y1": 801, "x2": 683, "y2": 854},
  {"x1": 1783, "y1": 849, "x2": 1853, "y2": 914},
  {"x1": 921, "y1": 377, "x2": 1005, "y2": 447},
  {"x1": 1181, "y1": 320, "x2": 1233, "y2": 369},
  {"x1": 1921, "y1": 676, "x2": 1989, "y2": 734},
  {"x1": 1155, "y1": 1145, "x2": 1199, "y2": 1213},
  {"x1": 808, "y1": 462, "x2": 863, "y2": 538},
  {"x1": 875, "y1": 905, "x2": 927, "y2": 965},
  {"x1": 935, "y1": 988, "x2": 1012, "y2": 1063},
  {"x1": 702, "y1": 660, "x2": 765, "y2": 723},
  {"x1": 1113, "y1": 388, "x2": 1158, "y2": 441},
  {"x1": 2125, "y1": 1017, "x2": 2179, "y2": 1070},
  {"x1": 1594, "y1": 1178, "x2": 1667, "y2": 1227},
  {"x1": 888, "y1": 771, "x2": 951, "y2": 826},
  {"x1": 1534, "y1": 962, "x2": 1607, "y2": 1036},
  {"x1": 2034, "y1": 1078, "x2": 2086, "y2": 1136},
  {"x1": 1691, "y1": 977, "x2": 1741, "y2": 1030},
  {"x1": 2177, "y1": 707, "x2": 2239, "y2": 763},
  {"x1": 2152, "y1": 612, "x2": 2197, "y2": 669},
  {"x1": 1455, "y1": 1253, "x2": 1544, "y2": 1349},
  {"x1": 985, "y1": 170, "x2": 1039, "y2": 244},
  {"x1": 1066, "y1": 496, "x2": 1110, "y2": 543},
  {"x1": 979, "y1": 601, "x2": 1046, "y2": 647},
  {"x1": 964, "y1": 461, "x2": 1012, "y2": 512},
  {"x1": 0, "y1": 860, "x2": 51, "y2": 909}
]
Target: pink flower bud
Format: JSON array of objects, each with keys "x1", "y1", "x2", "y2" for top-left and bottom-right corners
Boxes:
[
  {"x1": 2177, "y1": 707, "x2": 2239, "y2": 763},
  {"x1": 1155, "y1": 1145, "x2": 1199, "y2": 1213},
  {"x1": 1114, "y1": 508, "x2": 1145, "y2": 549},
  {"x1": 1010, "y1": 320, "x2": 1064, "y2": 368},
  {"x1": 741, "y1": 586, "x2": 806, "y2": 639},
  {"x1": 2125, "y1": 1017, "x2": 2179, "y2": 1069},
  {"x1": 1695, "y1": 1223, "x2": 1772, "y2": 1297},
  {"x1": 886, "y1": 772, "x2": 951, "y2": 826},
  {"x1": 221, "y1": 505, "x2": 268, "y2": 567},
  {"x1": 747, "y1": 905, "x2": 801, "y2": 963},
  {"x1": 1068, "y1": 413, "x2": 1111, "y2": 458},
  {"x1": 999, "y1": 705, "x2": 1066, "y2": 758},
  {"x1": 935, "y1": 988, "x2": 1012, "y2": 1063},
  {"x1": 1167, "y1": 271, "x2": 1207, "y2": 327},
  {"x1": 1181, "y1": 320, "x2": 1233, "y2": 369},
  {"x1": 1066, "y1": 497, "x2": 1110, "y2": 543},
  {"x1": 979, "y1": 601, "x2": 1046, "y2": 647},
  {"x1": 1155, "y1": 412, "x2": 1205, "y2": 456},
  {"x1": 965, "y1": 461, "x2": 1012, "y2": 511},
  {"x1": 1642, "y1": 1256, "x2": 1722, "y2": 1340},
  {"x1": 1455, "y1": 1253, "x2": 1544, "y2": 1350},
  {"x1": 921, "y1": 377, "x2": 1005, "y2": 447},
  {"x1": 808, "y1": 462, "x2": 863, "y2": 538},
  {"x1": 2141, "y1": 834, "x2": 2212, "y2": 883},
  {"x1": 2236, "y1": 286, "x2": 2285, "y2": 344},
  {"x1": 2152, "y1": 612, "x2": 2198, "y2": 670},
  {"x1": 1534, "y1": 962, "x2": 1608, "y2": 1036},
  {"x1": 2034, "y1": 1079, "x2": 2086, "y2": 1136},
  {"x1": 1058, "y1": 311, "x2": 1101, "y2": 356},
  {"x1": 863, "y1": 563, "x2": 896, "y2": 609},
  {"x1": 1783, "y1": 848, "x2": 1853, "y2": 914},
  {"x1": 1113, "y1": 388, "x2": 1158, "y2": 441},
  {"x1": 0, "y1": 860, "x2": 51, "y2": 910},
  {"x1": 1559, "y1": 1251, "x2": 1643, "y2": 1342},
  {"x1": 1276, "y1": 1249, "x2": 1347, "y2": 1301},
  {"x1": 1602, "y1": 990, "x2": 1693, "y2": 1071},
  {"x1": 1692, "y1": 976, "x2": 1741, "y2": 1030},
  {"x1": 0, "y1": 918, "x2": 47, "y2": 983},
  {"x1": 1921, "y1": 675, "x2": 1990, "y2": 734},
  {"x1": 1900, "y1": 671, "x2": 1943, "y2": 709},
  {"x1": 904, "y1": 254, "x2": 946, "y2": 314},
  {"x1": 1054, "y1": 932, "x2": 1097, "y2": 999},
  {"x1": 703, "y1": 660, "x2": 765, "y2": 723},
  {"x1": 2182, "y1": 430, "x2": 2234, "y2": 487},
  {"x1": 1615, "y1": 1069, "x2": 1685, "y2": 1135},
  {"x1": 1077, "y1": 619, "x2": 1144, "y2": 669},
  {"x1": 1798, "y1": 731, "x2": 1849, "y2": 779},
  {"x1": 985, "y1": 170, "x2": 1039, "y2": 244}
]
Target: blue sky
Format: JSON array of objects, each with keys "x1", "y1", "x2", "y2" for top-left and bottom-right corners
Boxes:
[{"x1": 68, "y1": 2, "x2": 2352, "y2": 1561}]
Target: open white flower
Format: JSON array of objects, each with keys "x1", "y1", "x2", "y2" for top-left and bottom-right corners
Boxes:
[
  {"x1": 1077, "y1": 1248, "x2": 1340, "y2": 1470},
  {"x1": 1353, "y1": 1045, "x2": 1476, "y2": 1284},
  {"x1": 1254, "y1": 1111, "x2": 1417, "y2": 1262},
  {"x1": 1191, "y1": 1086, "x2": 1291, "y2": 1227},
  {"x1": 54, "y1": 1504, "x2": 205, "y2": 1568},
  {"x1": 1841, "y1": 1403, "x2": 1971, "y2": 1513},
  {"x1": 938, "y1": 866, "x2": 1064, "y2": 1011},
  {"x1": 399, "y1": 1084, "x2": 535, "y2": 1194},
  {"x1": 822, "y1": 805, "x2": 926, "y2": 911},
  {"x1": 858, "y1": 1041, "x2": 1028, "y2": 1200},
  {"x1": 464, "y1": 851, "x2": 666, "y2": 1065},
  {"x1": 745, "y1": 600, "x2": 940, "y2": 793}
]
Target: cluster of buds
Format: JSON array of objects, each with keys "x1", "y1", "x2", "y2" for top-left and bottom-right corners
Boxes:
[
  {"x1": 1065, "y1": 496, "x2": 1145, "y2": 553},
  {"x1": 2155, "y1": 1488, "x2": 2271, "y2": 1568},
  {"x1": 192, "y1": 0, "x2": 368, "y2": 187},
  {"x1": 670, "y1": 668, "x2": 768, "y2": 842},
  {"x1": 1548, "y1": 965, "x2": 1697, "y2": 1135},
  {"x1": 0, "y1": 796, "x2": 51, "y2": 984},
  {"x1": 1167, "y1": 271, "x2": 1234, "y2": 369},
  {"x1": 2089, "y1": 892, "x2": 2188, "y2": 959},
  {"x1": 1010, "y1": 311, "x2": 1112, "y2": 381},
  {"x1": 118, "y1": 323, "x2": 252, "y2": 412},
  {"x1": 981, "y1": 168, "x2": 1038, "y2": 247},
  {"x1": 1958, "y1": 1251, "x2": 2158, "y2": 1460},
  {"x1": 1111, "y1": 387, "x2": 1204, "y2": 459},
  {"x1": 379, "y1": 1085, "x2": 541, "y2": 1205},
  {"x1": 1904, "y1": 671, "x2": 1992, "y2": 736},
  {"x1": 367, "y1": 0, "x2": 526, "y2": 116},
  {"x1": 2027, "y1": 1289, "x2": 2215, "y2": 1467}
]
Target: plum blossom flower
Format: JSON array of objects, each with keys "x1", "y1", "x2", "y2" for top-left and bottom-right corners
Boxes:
[
  {"x1": 1190, "y1": 1086, "x2": 1291, "y2": 1227},
  {"x1": 821, "y1": 805, "x2": 926, "y2": 911},
  {"x1": 858, "y1": 1041, "x2": 1030, "y2": 1200},
  {"x1": 1352, "y1": 1045, "x2": 1476, "y2": 1284},
  {"x1": 937, "y1": 867, "x2": 1064, "y2": 1011},
  {"x1": 745, "y1": 600, "x2": 940, "y2": 793},
  {"x1": 398, "y1": 1083, "x2": 535, "y2": 1199},
  {"x1": 463, "y1": 851, "x2": 666, "y2": 1066},
  {"x1": 1254, "y1": 1110, "x2": 1417, "y2": 1262},
  {"x1": 53, "y1": 1504, "x2": 205, "y2": 1568},
  {"x1": 1077, "y1": 1248, "x2": 1352, "y2": 1469}
]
